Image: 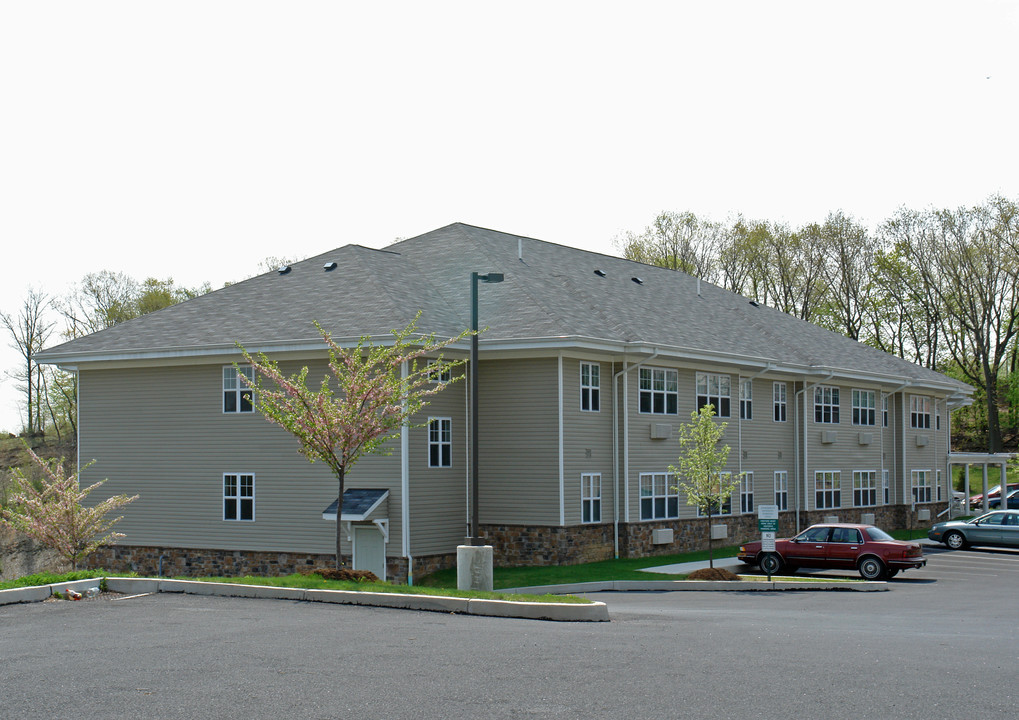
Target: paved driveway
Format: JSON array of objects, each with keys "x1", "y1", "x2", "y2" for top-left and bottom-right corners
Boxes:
[{"x1": 2, "y1": 547, "x2": 1017, "y2": 719}]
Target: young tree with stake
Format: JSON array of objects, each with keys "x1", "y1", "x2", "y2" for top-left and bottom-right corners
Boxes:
[
  {"x1": 670, "y1": 404, "x2": 740, "y2": 569},
  {"x1": 238, "y1": 314, "x2": 470, "y2": 570}
]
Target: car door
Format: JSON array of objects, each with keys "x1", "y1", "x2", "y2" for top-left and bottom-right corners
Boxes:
[
  {"x1": 825, "y1": 527, "x2": 863, "y2": 569},
  {"x1": 785, "y1": 526, "x2": 832, "y2": 566},
  {"x1": 967, "y1": 513, "x2": 1006, "y2": 545},
  {"x1": 999, "y1": 513, "x2": 1019, "y2": 548}
]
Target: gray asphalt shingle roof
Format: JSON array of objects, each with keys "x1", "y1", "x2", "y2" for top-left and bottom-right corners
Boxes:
[{"x1": 38, "y1": 222, "x2": 969, "y2": 394}]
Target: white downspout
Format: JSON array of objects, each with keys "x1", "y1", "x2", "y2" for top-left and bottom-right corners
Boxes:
[
  {"x1": 558, "y1": 353, "x2": 565, "y2": 527},
  {"x1": 401, "y1": 360, "x2": 411, "y2": 584},
  {"x1": 795, "y1": 372, "x2": 835, "y2": 532},
  {"x1": 611, "y1": 349, "x2": 660, "y2": 558}
]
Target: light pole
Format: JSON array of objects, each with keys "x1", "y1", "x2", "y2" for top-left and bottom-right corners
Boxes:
[{"x1": 468, "y1": 271, "x2": 503, "y2": 545}]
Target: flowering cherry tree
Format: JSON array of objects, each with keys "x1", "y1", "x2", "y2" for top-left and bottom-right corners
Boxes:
[
  {"x1": 1, "y1": 447, "x2": 138, "y2": 571},
  {"x1": 669, "y1": 404, "x2": 740, "y2": 568},
  {"x1": 238, "y1": 314, "x2": 470, "y2": 569}
]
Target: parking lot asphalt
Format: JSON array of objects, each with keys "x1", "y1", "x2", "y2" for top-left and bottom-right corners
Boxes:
[{"x1": 2, "y1": 545, "x2": 1018, "y2": 719}]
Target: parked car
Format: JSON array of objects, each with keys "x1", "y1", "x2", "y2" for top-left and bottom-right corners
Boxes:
[
  {"x1": 968, "y1": 483, "x2": 1019, "y2": 506},
  {"x1": 737, "y1": 523, "x2": 926, "y2": 580},
  {"x1": 988, "y1": 489, "x2": 1019, "y2": 510},
  {"x1": 928, "y1": 510, "x2": 1019, "y2": 550}
]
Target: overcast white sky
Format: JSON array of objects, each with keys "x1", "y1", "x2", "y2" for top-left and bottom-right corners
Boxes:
[{"x1": 1, "y1": 1, "x2": 1016, "y2": 433}]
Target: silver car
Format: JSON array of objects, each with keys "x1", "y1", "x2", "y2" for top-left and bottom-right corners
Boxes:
[{"x1": 929, "y1": 511, "x2": 1019, "y2": 550}]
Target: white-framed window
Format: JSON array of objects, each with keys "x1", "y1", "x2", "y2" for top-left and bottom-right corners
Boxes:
[
  {"x1": 882, "y1": 469, "x2": 890, "y2": 505},
  {"x1": 740, "y1": 471, "x2": 754, "y2": 513},
  {"x1": 223, "y1": 473, "x2": 254, "y2": 521},
  {"x1": 936, "y1": 412, "x2": 941, "y2": 431},
  {"x1": 697, "y1": 472, "x2": 733, "y2": 517},
  {"x1": 882, "y1": 395, "x2": 889, "y2": 427},
  {"x1": 774, "y1": 471, "x2": 788, "y2": 510},
  {"x1": 639, "y1": 472, "x2": 679, "y2": 520},
  {"x1": 852, "y1": 389, "x2": 876, "y2": 426},
  {"x1": 428, "y1": 417, "x2": 452, "y2": 468},
  {"x1": 581, "y1": 473, "x2": 601, "y2": 523},
  {"x1": 814, "y1": 386, "x2": 840, "y2": 424},
  {"x1": 937, "y1": 469, "x2": 943, "y2": 502},
  {"x1": 695, "y1": 372, "x2": 731, "y2": 417},
  {"x1": 580, "y1": 362, "x2": 600, "y2": 412},
  {"x1": 853, "y1": 470, "x2": 877, "y2": 507},
  {"x1": 911, "y1": 469, "x2": 932, "y2": 503},
  {"x1": 773, "y1": 382, "x2": 787, "y2": 422},
  {"x1": 427, "y1": 359, "x2": 451, "y2": 384},
  {"x1": 739, "y1": 380, "x2": 753, "y2": 420},
  {"x1": 223, "y1": 366, "x2": 255, "y2": 413},
  {"x1": 639, "y1": 368, "x2": 679, "y2": 415},
  {"x1": 910, "y1": 395, "x2": 932, "y2": 429},
  {"x1": 815, "y1": 471, "x2": 841, "y2": 509}
]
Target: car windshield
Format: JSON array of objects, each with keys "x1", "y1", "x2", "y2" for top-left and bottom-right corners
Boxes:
[{"x1": 864, "y1": 526, "x2": 894, "y2": 542}]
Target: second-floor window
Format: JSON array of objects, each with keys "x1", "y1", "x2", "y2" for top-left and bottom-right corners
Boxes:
[
  {"x1": 428, "y1": 418, "x2": 452, "y2": 468},
  {"x1": 773, "y1": 382, "x2": 787, "y2": 422},
  {"x1": 427, "y1": 359, "x2": 451, "y2": 384},
  {"x1": 910, "y1": 396, "x2": 931, "y2": 429},
  {"x1": 852, "y1": 389, "x2": 876, "y2": 426},
  {"x1": 696, "y1": 372, "x2": 730, "y2": 417},
  {"x1": 580, "y1": 362, "x2": 600, "y2": 412},
  {"x1": 814, "y1": 386, "x2": 840, "y2": 424},
  {"x1": 739, "y1": 380, "x2": 752, "y2": 420},
  {"x1": 223, "y1": 366, "x2": 255, "y2": 413},
  {"x1": 640, "y1": 368, "x2": 679, "y2": 415},
  {"x1": 882, "y1": 395, "x2": 889, "y2": 427}
]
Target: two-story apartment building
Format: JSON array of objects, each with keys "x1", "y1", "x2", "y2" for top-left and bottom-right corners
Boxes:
[{"x1": 37, "y1": 223, "x2": 972, "y2": 583}]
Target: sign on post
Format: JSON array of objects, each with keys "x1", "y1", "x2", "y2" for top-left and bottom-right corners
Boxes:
[{"x1": 757, "y1": 504, "x2": 779, "y2": 532}]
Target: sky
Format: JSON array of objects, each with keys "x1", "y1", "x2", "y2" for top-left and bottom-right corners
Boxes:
[{"x1": 1, "y1": 1, "x2": 1017, "y2": 434}]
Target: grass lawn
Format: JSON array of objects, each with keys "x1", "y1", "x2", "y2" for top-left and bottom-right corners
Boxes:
[{"x1": 417, "y1": 544, "x2": 744, "y2": 589}]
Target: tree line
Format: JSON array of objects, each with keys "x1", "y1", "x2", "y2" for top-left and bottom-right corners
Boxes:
[{"x1": 616, "y1": 196, "x2": 1019, "y2": 453}]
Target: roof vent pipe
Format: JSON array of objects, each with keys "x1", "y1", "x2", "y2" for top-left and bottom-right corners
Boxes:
[
  {"x1": 518, "y1": 238, "x2": 523, "y2": 262},
  {"x1": 697, "y1": 278, "x2": 701, "y2": 296}
]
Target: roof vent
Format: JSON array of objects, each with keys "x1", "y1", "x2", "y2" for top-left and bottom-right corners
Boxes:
[
  {"x1": 632, "y1": 277, "x2": 643, "y2": 285},
  {"x1": 749, "y1": 300, "x2": 759, "y2": 307},
  {"x1": 324, "y1": 262, "x2": 337, "y2": 271},
  {"x1": 594, "y1": 269, "x2": 606, "y2": 277},
  {"x1": 277, "y1": 266, "x2": 291, "y2": 275}
]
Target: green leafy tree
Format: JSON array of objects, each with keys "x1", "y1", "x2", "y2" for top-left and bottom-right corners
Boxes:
[
  {"x1": 238, "y1": 314, "x2": 471, "y2": 569},
  {"x1": 670, "y1": 405, "x2": 740, "y2": 568},
  {"x1": 0, "y1": 447, "x2": 137, "y2": 571}
]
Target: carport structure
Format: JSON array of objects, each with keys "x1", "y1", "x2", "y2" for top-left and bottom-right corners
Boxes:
[{"x1": 949, "y1": 452, "x2": 1017, "y2": 514}]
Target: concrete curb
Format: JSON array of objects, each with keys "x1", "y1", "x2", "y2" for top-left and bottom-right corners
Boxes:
[
  {"x1": 0, "y1": 576, "x2": 610, "y2": 621},
  {"x1": 504, "y1": 579, "x2": 888, "y2": 594}
]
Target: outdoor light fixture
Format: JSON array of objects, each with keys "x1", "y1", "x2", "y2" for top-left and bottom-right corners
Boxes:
[{"x1": 468, "y1": 270, "x2": 503, "y2": 546}]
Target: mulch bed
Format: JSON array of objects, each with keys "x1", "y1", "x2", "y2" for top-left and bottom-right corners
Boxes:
[{"x1": 686, "y1": 567, "x2": 741, "y2": 581}]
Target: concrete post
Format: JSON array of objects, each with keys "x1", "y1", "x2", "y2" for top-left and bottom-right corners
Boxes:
[{"x1": 457, "y1": 544, "x2": 493, "y2": 592}]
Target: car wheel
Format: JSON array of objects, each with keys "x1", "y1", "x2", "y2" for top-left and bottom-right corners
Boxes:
[
  {"x1": 885, "y1": 569, "x2": 899, "y2": 579},
  {"x1": 858, "y1": 556, "x2": 886, "y2": 580},
  {"x1": 759, "y1": 552, "x2": 782, "y2": 575},
  {"x1": 944, "y1": 531, "x2": 967, "y2": 550}
]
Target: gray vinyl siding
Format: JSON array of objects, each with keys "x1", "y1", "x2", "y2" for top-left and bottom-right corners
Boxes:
[
  {"x1": 901, "y1": 392, "x2": 949, "y2": 502},
  {"x1": 477, "y1": 358, "x2": 559, "y2": 525},
  {"x1": 563, "y1": 357, "x2": 614, "y2": 526},
  {"x1": 406, "y1": 368, "x2": 468, "y2": 556},
  {"x1": 78, "y1": 360, "x2": 407, "y2": 557}
]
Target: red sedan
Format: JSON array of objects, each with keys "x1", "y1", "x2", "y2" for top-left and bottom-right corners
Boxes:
[{"x1": 738, "y1": 523, "x2": 926, "y2": 580}]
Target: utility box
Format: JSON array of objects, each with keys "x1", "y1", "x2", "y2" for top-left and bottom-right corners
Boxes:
[
  {"x1": 917, "y1": 508, "x2": 931, "y2": 521},
  {"x1": 652, "y1": 528, "x2": 674, "y2": 545},
  {"x1": 858, "y1": 432, "x2": 873, "y2": 445},
  {"x1": 861, "y1": 513, "x2": 876, "y2": 525},
  {"x1": 710, "y1": 524, "x2": 727, "y2": 540},
  {"x1": 916, "y1": 435, "x2": 929, "y2": 447},
  {"x1": 823, "y1": 515, "x2": 839, "y2": 524},
  {"x1": 821, "y1": 431, "x2": 837, "y2": 444}
]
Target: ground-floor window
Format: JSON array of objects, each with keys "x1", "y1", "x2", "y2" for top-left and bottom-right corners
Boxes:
[
  {"x1": 697, "y1": 472, "x2": 733, "y2": 517},
  {"x1": 815, "y1": 471, "x2": 841, "y2": 510},
  {"x1": 774, "y1": 471, "x2": 788, "y2": 510},
  {"x1": 582, "y1": 473, "x2": 601, "y2": 523},
  {"x1": 640, "y1": 472, "x2": 679, "y2": 520},
  {"x1": 882, "y1": 469, "x2": 890, "y2": 505},
  {"x1": 740, "y1": 472, "x2": 754, "y2": 514},
  {"x1": 224, "y1": 473, "x2": 254, "y2": 521},
  {"x1": 911, "y1": 470, "x2": 932, "y2": 503},
  {"x1": 853, "y1": 470, "x2": 877, "y2": 507},
  {"x1": 937, "y1": 469, "x2": 943, "y2": 502}
]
